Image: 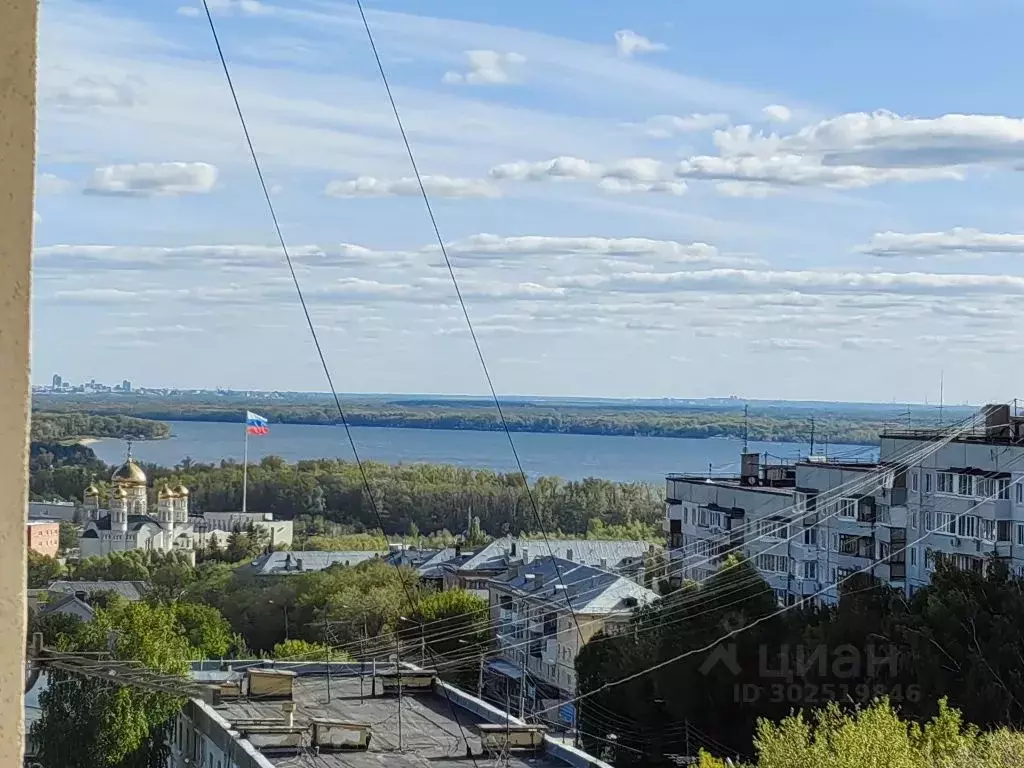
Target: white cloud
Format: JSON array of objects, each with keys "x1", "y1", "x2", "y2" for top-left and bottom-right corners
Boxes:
[
  {"x1": 37, "y1": 173, "x2": 72, "y2": 195},
  {"x1": 625, "y1": 109, "x2": 1024, "y2": 194},
  {"x1": 84, "y1": 162, "x2": 219, "y2": 196},
  {"x1": 491, "y1": 149, "x2": 960, "y2": 194},
  {"x1": 716, "y1": 110, "x2": 1024, "y2": 170},
  {"x1": 202, "y1": 0, "x2": 268, "y2": 15},
  {"x1": 555, "y1": 267, "x2": 1024, "y2": 298},
  {"x1": 48, "y1": 75, "x2": 141, "y2": 108},
  {"x1": 440, "y1": 234, "x2": 739, "y2": 265},
  {"x1": 674, "y1": 153, "x2": 961, "y2": 189},
  {"x1": 442, "y1": 50, "x2": 526, "y2": 85},
  {"x1": 714, "y1": 181, "x2": 777, "y2": 198},
  {"x1": 639, "y1": 113, "x2": 730, "y2": 138},
  {"x1": 750, "y1": 338, "x2": 824, "y2": 351},
  {"x1": 762, "y1": 104, "x2": 792, "y2": 124},
  {"x1": 324, "y1": 175, "x2": 500, "y2": 199},
  {"x1": 489, "y1": 156, "x2": 688, "y2": 195},
  {"x1": 614, "y1": 30, "x2": 667, "y2": 58},
  {"x1": 598, "y1": 178, "x2": 688, "y2": 196},
  {"x1": 176, "y1": 6, "x2": 201, "y2": 17},
  {"x1": 857, "y1": 227, "x2": 1024, "y2": 258}
]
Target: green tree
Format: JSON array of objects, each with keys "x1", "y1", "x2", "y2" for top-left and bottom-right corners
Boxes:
[
  {"x1": 173, "y1": 602, "x2": 235, "y2": 658},
  {"x1": 27, "y1": 550, "x2": 65, "y2": 588},
  {"x1": 58, "y1": 521, "x2": 79, "y2": 552},
  {"x1": 271, "y1": 638, "x2": 350, "y2": 661},
  {"x1": 467, "y1": 515, "x2": 485, "y2": 546},
  {"x1": 32, "y1": 600, "x2": 198, "y2": 768},
  {"x1": 74, "y1": 551, "x2": 150, "y2": 582}
]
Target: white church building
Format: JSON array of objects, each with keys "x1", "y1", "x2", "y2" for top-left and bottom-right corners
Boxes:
[{"x1": 79, "y1": 454, "x2": 197, "y2": 562}]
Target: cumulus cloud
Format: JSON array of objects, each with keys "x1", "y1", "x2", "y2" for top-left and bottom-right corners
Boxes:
[
  {"x1": 598, "y1": 178, "x2": 687, "y2": 196},
  {"x1": 614, "y1": 30, "x2": 667, "y2": 57},
  {"x1": 489, "y1": 156, "x2": 686, "y2": 195},
  {"x1": 440, "y1": 234, "x2": 740, "y2": 265},
  {"x1": 639, "y1": 113, "x2": 730, "y2": 139},
  {"x1": 442, "y1": 50, "x2": 526, "y2": 85},
  {"x1": 490, "y1": 149, "x2": 960, "y2": 195},
  {"x1": 84, "y1": 162, "x2": 218, "y2": 196},
  {"x1": 674, "y1": 153, "x2": 960, "y2": 189},
  {"x1": 593, "y1": 109, "x2": 1024, "y2": 195},
  {"x1": 554, "y1": 267, "x2": 1024, "y2": 298},
  {"x1": 857, "y1": 227, "x2": 1024, "y2": 258},
  {"x1": 716, "y1": 110, "x2": 1024, "y2": 171},
  {"x1": 324, "y1": 175, "x2": 500, "y2": 199},
  {"x1": 762, "y1": 104, "x2": 792, "y2": 124},
  {"x1": 48, "y1": 75, "x2": 142, "y2": 108}
]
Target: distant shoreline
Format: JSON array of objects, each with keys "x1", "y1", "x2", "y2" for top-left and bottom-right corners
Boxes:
[{"x1": 29, "y1": 394, "x2": 956, "y2": 446}]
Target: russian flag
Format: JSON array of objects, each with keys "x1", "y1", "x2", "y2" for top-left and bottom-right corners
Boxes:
[{"x1": 246, "y1": 411, "x2": 269, "y2": 436}]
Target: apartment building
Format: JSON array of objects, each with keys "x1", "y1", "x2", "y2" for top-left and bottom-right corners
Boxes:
[
  {"x1": 665, "y1": 403, "x2": 1024, "y2": 606},
  {"x1": 485, "y1": 556, "x2": 658, "y2": 727},
  {"x1": 26, "y1": 520, "x2": 60, "y2": 558}
]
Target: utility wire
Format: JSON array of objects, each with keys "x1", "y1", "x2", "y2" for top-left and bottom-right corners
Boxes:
[
  {"x1": 198, "y1": 2, "x2": 479, "y2": 762},
  {"x1": 354, "y1": 0, "x2": 592, "y2": 650}
]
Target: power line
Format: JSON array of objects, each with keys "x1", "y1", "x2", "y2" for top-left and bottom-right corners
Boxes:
[{"x1": 197, "y1": 2, "x2": 479, "y2": 761}]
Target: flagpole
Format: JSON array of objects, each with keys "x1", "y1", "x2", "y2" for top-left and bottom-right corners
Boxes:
[{"x1": 242, "y1": 415, "x2": 249, "y2": 514}]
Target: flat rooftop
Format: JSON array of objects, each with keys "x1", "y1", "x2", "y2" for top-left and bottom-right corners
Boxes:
[
  {"x1": 665, "y1": 475, "x2": 795, "y2": 496},
  {"x1": 212, "y1": 675, "x2": 567, "y2": 768}
]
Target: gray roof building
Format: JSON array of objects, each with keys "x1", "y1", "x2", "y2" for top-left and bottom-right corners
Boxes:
[
  {"x1": 38, "y1": 593, "x2": 96, "y2": 622},
  {"x1": 248, "y1": 550, "x2": 382, "y2": 576},
  {"x1": 47, "y1": 580, "x2": 148, "y2": 602},
  {"x1": 494, "y1": 556, "x2": 659, "y2": 615}
]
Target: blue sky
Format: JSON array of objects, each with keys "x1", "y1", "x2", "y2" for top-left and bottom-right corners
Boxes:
[{"x1": 31, "y1": 0, "x2": 1024, "y2": 403}]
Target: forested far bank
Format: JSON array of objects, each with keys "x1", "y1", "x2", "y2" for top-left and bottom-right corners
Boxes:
[
  {"x1": 31, "y1": 411, "x2": 170, "y2": 442},
  {"x1": 29, "y1": 446, "x2": 663, "y2": 538},
  {"x1": 29, "y1": 395, "x2": 915, "y2": 445}
]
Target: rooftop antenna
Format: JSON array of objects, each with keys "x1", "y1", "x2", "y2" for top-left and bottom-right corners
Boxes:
[{"x1": 939, "y1": 369, "x2": 944, "y2": 426}]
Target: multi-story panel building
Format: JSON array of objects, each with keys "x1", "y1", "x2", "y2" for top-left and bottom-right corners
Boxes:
[
  {"x1": 881, "y1": 402, "x2": 1024, "y2": 593},
  {"x1": 485, "y1": 556, "x2": 658, "y2": 727},
  {"x1": 665, "y1": 403, "x2": 1024, "y2": 606}
]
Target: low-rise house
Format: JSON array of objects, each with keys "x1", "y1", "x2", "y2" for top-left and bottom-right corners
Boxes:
[
  {"x1": 442, "y1": 537, "x2": 655, "y2": 597},
  {"x1": 247, "y1": 550, "x2": 382, "y2": 576},
  {"x1": 486, "y1": 555, "x2": 658, "y2": 727},
  {"x1": 47, "y1": 580, "x2": 148, "y2": 602},
  {"x1": 37, "y1": 592, "x2": 96, "y2": 622}
]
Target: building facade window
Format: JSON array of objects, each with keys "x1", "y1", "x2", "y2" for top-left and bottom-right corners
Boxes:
[{"x1": 837, "y1": 498, "x2": 857, "y2": 519}]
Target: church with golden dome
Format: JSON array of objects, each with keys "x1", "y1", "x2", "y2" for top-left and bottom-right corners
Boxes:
[{"x1": 79, "y1": 449, "x2": 197, "y2": 562}]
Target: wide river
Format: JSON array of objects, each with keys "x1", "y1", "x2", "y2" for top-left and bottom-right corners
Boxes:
[{"x1": 91, "y1": 421, "x2": 878, "y2": 485}]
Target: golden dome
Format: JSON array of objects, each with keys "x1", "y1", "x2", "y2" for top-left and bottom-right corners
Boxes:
[
  {"x1": 173, "y1": 485, "x2": 189, "y2": 496},
  {"x1": 112, "y1": 459, "x2": 147, "y2": 486},
  {"x1": 84, "y1": 484, "x2": 100, "y2": 497},
  {"x1": 158, "y1": 485, "x2": 177, "y2": 499},
  {"x1": 112, "y1": 486, "x2": 128, "y2": 499}
]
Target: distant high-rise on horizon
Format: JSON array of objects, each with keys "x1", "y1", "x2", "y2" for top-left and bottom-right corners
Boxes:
[{"x1": 51, "y1": 373, "x2": 61, "y2": 389}]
